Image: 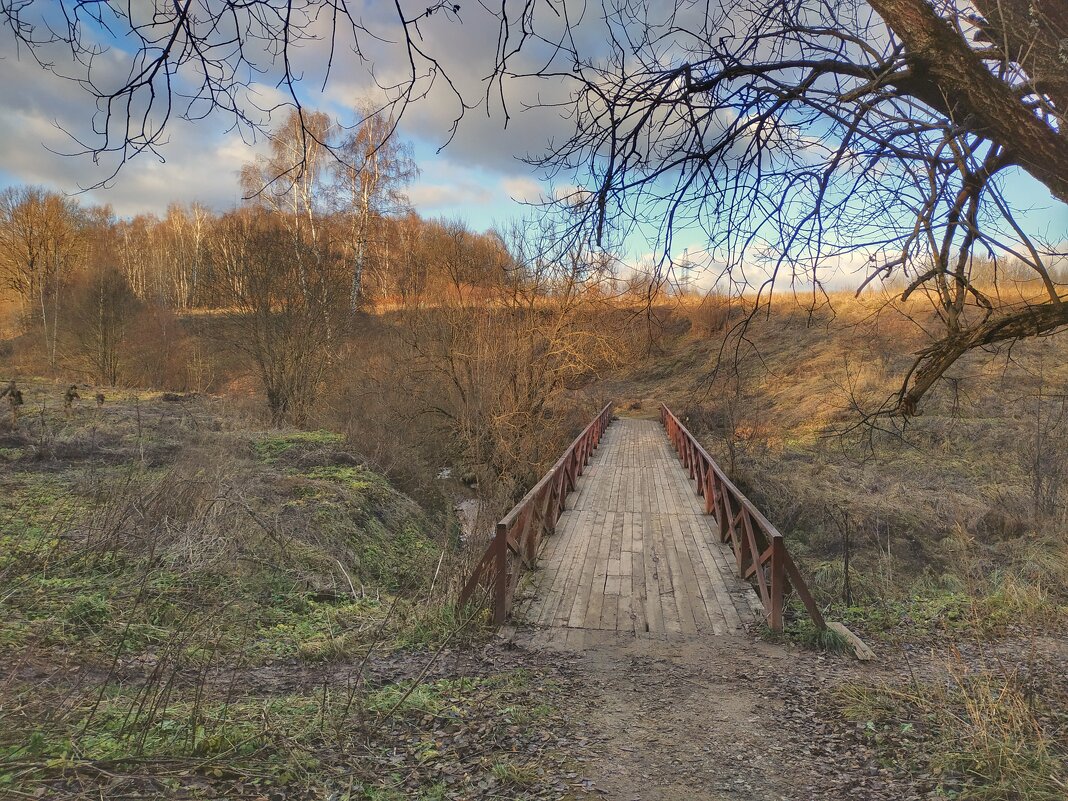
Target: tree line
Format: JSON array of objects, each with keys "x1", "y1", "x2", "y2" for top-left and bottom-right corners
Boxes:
[
  {"x1": 0, "y1": 109, "x2": 524, "y2": 420},
  {"x1": 0, "y1": 109, "x2": 634, "y2": 449},
  {"x1": 2, "y1": 2, "x2": 1065, "y2": 419}
]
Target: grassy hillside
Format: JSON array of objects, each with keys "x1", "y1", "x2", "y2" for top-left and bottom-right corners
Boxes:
[
  {"x1": 0, "y1": 384, "x2": 585, "y2": 799},
  {"x1": 2, "y1": 291, "x2": 1066, "y2": 800},
  {"x1": 597, "y1": 291, "x2": 1068, "y2": 639}
]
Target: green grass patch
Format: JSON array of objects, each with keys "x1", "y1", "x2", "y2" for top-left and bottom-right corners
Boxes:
[
  {"x1": 394, "y1": 602, "x2": 485, "y2": 650},
  {"x1": 776, "y1": 616, "x2": 850, "y2": 652},
  {"x1": 252, "y1": 430, "x2": 344, "y2": 462},
  {"x1": 3, "y1": 692, "x2": 334, "y2": 766},
  {"x1": 0, "y1": 446, "x2": 25, "y2": 461},
  {"x1": 490, "y1": 757, "x2": 540, "y2": 787},
  {"x1": 301, "y1": 464, "x2": 379, "y2": 488},
  {"x1": 823, "y1": 580, "x2": 1068, "y2": 642}
]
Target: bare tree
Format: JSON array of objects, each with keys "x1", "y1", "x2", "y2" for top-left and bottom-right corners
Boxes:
[
  {"x1": 241, "y1": 110, "x2": 336, "y2": 301},
  {"x1": 115, "y1": 214, "x2": 159, "y2": 302},
  {"x1": 396, "y1": 215, "x2": 626, "y2": 488},
  {"x1": 3, "y1": 0, "x2": 1066, "y2": 411},
  {"x1": 522, "y1": 0, "x2": 1067, "y2": 414},
  {"x1": 65, "y1": 267, "x2": 143, "y2": 385},
  {"x1": 207, "y1": 208, "x2": 348, "y2": 426},
  {"x1": 158, "y1": 204, "x2": 211, "y2": 309},
  {"x1": 0, "y1": 186, "x2": 86, "y2": 367}
]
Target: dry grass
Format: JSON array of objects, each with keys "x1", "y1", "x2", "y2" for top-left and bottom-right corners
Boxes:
[
  {"x1": 0, "y1": 389, "x2": 530, "y2": 799},
  {"x1": 832, "y1": 644, "x2": 1068, "y2": 801},
  {"x1": 596, "y1": 290, "x2": 1068, "y2": 630}
]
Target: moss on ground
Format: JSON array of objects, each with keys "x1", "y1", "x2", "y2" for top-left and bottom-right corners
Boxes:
[{"x1": 252, "y1": 429, "x2": 344, "y2": 462}]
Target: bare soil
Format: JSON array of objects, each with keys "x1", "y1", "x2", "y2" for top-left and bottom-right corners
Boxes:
[{"x1": 513, "y1": 629, "x2": 946, "y2": 801}]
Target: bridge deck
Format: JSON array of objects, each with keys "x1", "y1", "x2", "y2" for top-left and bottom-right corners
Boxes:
[{"x1": 519, "y1": 418, "x2": 760, "y2": 637}]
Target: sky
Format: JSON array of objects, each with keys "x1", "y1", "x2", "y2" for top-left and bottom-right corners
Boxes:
[
  {"x1": 0, "y1": 1, "x2": 571, "y2": 231},
  {"x1": 0, "y1": 0, "x2": 1064, "y2": 285}
]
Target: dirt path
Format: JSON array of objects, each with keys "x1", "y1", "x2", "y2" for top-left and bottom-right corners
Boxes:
[{"x1": 515, "y1": 630, "x2": 919, "y2": 801}]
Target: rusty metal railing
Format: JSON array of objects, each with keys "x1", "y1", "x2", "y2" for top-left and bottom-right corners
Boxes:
[
  {"x1": 660, "y1": 404, "x2": 825, "y2": 632},
  {"x1": 459, "y1": 403, "x2": 614, "y2": 623}
]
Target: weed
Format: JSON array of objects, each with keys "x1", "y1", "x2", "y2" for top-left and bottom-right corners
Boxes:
[
  {"x1": 833, "y1": 682, "x2": 917, "y2": 727},
  {"x1": 930, "y1": 660, "x2": 1066, "y2": 801},
  {"x1": 63, "y1": 593, "x2": 111, "y2": 631},
  {"x1": 491, "y1": 757, "x2": 539, "y2": 787},
  {"x1": 395, "y1": 602, "x2": 485, "y2": 649},
  {"x1": 501, "y1": 703, "x2": 554, "y2": 725},
  {"x1": 804, "y1": 623, "x2": 850, "y2": 653},
  {"x1": 364, "y1": 680, "x2": 458, "y2": 717}
]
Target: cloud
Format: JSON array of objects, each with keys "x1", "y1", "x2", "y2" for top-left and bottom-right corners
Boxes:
[
  {"x1": 407, "y1": 180, "x2": 494, "y2": 212},
  {"x1": 402, "y1": 160, "x2": 554, "y2": 230},
  {"x1": 501, "y1": 177, "x2": 544, "y2": 203},
  {"x1": 0, "y1": 42, "x2": 269, "y2": 215},
  {"x1": 0, "y1": 7, "x2": 576, "y2": 222}
]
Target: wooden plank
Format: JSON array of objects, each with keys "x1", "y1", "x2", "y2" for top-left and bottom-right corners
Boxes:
[
  {"x1": 542, "y1": 508, "x2": 591, "y2": 626},
  {"x1": 659, "y1": 512, "x2": 699, "y2": 635},
  {"x1": 640, "y1": 479, "x2": 667, "y2": 633},
  {"x1": 681, "y1": 514, "x2": 737, "y2": 634},
  {"x1": 565, "y1": 627, "x2": 586, "y2": 650},
  {"x1": 626, "y1": 512, "x2": 648, "y2": 634},
  {"x1": 607, "y1": 508, "x2": 624, "y2": 578},
  {"x1": 570, "y1": 510, "x2": 607, "y2": 628},
  {"x1": 650, "y1": 514, "x2": 682, "y2": 634},
  {"x1": 708, "y1": 533, "x2": 765, "y2": 624},
  {"x1": 588, "y1": 509, "x2": 614, "y2": 629},
  {"x1": 559, "y1": 507, "x2": 599, "y2": 626},
  {"x1": 537, "y1": 506, "x2": 589, "y2": 625},
  {"x1": 676, "y1": 513, "x2": 725, "y2": 634}
]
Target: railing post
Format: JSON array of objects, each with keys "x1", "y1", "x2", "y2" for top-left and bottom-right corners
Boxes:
[
  {"x1": 492, "y1": 523, "x2": 509, "y2": 624},
  {"x1": 716, "y1": 486, "x2": 729, "y2": 542},
  {"x1": 769, "y1": 535, "x2": 785, "y2": 631},
  {"x1": 703, "y1": 469, "x2": 714, "y2": 514},
  {"x1": 659, "y1": 403, "x2": 823, "y2": 632}
]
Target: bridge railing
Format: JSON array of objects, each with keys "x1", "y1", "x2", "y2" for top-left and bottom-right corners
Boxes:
[
  {"x1": 459, "y1": 403, "x2": 614, "y2": 623},
  {"x1": 660, "y1": 404, "x2": 825, "y2": 632}
]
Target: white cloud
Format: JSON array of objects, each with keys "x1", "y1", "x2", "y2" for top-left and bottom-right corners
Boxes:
[
  {"x1": 407, "y1": 181, "x2": 494, "y2": 212},
  {"x1": 502, "y1": 177, "x2": 544, "y2": 203},
  {"x1": 0, "y1": 6, "x2": 578, "y2": 223}
]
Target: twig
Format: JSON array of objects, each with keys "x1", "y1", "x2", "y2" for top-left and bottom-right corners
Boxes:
[
  {"x1": 335, "y1": 558, "x2": 362, "y2": 600},
  {"x1": 426, "y1": 548, "x2": 446, "y2": 604}
]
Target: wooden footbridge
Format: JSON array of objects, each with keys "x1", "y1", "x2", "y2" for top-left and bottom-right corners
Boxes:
[{"x1": 460, "y1": 404, "x2": 825, "y2": 638}]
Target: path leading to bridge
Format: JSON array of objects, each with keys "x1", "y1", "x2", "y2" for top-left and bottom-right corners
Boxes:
[
  {"x1": 502, "y1": 421, "x2": 904, "y2": 800},
  {"x1": 517, "y1": 417, "x2": 761, "y2": 645}
]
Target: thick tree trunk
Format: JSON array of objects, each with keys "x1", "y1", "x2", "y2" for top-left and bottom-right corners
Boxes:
[{"x1": 870, "y1": 0, "x2": 1068, "y2": 203}]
